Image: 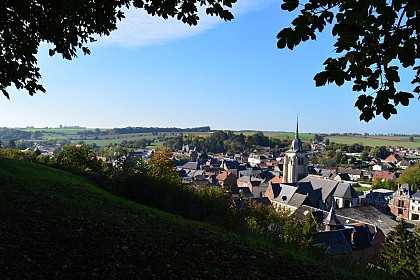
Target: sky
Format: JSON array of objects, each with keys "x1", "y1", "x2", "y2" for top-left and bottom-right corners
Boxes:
[{"x1": 1, "y1": 0, "x2": 419, "y2": 134}]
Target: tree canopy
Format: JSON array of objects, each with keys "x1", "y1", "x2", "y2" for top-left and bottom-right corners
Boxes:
[
  {"x1": 278, "y1": 0, "x2": 419, "y2": 121},
  {"x1": 1, "y1": 0, "x2": 236, "y2": 99},
  {"x1": 398, "y1": 162, "x2": 420, "y2": 191}
]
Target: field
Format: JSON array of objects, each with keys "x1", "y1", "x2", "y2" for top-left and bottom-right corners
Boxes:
[
  {"x1": 327, "y1": 135, "x2": 420, "y2": 149},
  {"x1": 18, "y1": 128, "x2": 420, "y2": 149}
]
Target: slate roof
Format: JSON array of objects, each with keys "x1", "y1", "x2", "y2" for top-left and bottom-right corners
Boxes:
[
  {"x1": 288, "y1": 193, "x2": 309, "y2": 208},
  {"x1": 272, "y1": 184, "x2": 298, "y2": 204},
  {"x1": 324, "y1": 206, "x2": 341, "y2": 226},
  {"x1": 315, "y1": 230, "x2": 353, "y2": 254},
  {"x1": 335, "y1": 206, "x2": 397, "y2": 235},
  {"x1": 333, "y1": 183, "x2": 359, "y2": 199},
  {"x1": 342, "y1": 224, "x2": 372, "y2": 251},
  {"x1": 299, "y1": 176, "x2": 338, "y2": 201},
  {"x1": 223, "y1": 160, "x2": 239, "y2": 169},
  {"x1": 297, "y1": 181, "x2": 322, "y2": 201},
  {"x1": 182, "y1": 161, "x2": 200, "y2": 170}
]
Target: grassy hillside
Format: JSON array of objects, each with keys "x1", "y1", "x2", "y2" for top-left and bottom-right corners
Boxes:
[{"x1": 0, "y1": 158, "x2": 389, "y2": 279}]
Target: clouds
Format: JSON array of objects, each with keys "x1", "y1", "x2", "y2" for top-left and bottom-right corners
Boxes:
[{"x1": 98, "y1": 0, "x2": 276, "y2": 47}]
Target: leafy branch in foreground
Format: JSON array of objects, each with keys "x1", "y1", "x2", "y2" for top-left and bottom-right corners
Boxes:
[
  {"x1": 1, "y1": 0, "x2": 236, "y2": 99},
  {"x1": 278, "y1": 0, "x2": 419, "y2": 121}
]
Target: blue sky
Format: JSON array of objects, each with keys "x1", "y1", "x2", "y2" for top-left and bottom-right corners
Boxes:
[{"x1": 1, "y1": 0, "x2": 419, "y2": 134}]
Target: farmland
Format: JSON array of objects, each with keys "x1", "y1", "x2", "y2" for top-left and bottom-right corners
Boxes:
[{"x1": 15, "y1": 128, "x2": 420, "y2": 150}]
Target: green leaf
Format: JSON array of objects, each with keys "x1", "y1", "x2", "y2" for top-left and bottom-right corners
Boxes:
[{"x1": 280, "y1": 0, "x2": 299, "y2": 12}]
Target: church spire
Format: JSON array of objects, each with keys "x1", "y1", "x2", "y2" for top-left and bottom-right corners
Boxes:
[{"x1": 295, "y1": 114, "x2": 299, "y2": 139}]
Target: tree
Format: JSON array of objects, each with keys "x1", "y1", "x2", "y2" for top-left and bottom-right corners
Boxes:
[
  {"x1": 409, "y1": 135, "x2": 414, "y2": 142},
  {"x1": 398, "y1": 162, "x2": 420, "y2": 191},
  {"x1": 278, "y1": 0, "x2": 419, "y2": 121},
  {"x1": 1, "y1": 0, "x2": 236, "y2": 99},
  {"x1": 301, "y1": 213, "x2": 318, "y2": 249},
  {"x1": 380, "y1": 219, "x2": 419, "y2": 279},
  {"x1": 54, "y1": 144, "x2": 104, "y2": 173},
  {"x1": 147, "y1": 147, "x2": 180, "y2": 184}
]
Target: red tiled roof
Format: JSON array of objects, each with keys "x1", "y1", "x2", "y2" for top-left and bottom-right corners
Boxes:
[
  {"x1": 373, "y1": 171, "x2": 395, "y2": 180},
  {"x1": 270, "y1": 176, "x2": 283, "y2": 184}
]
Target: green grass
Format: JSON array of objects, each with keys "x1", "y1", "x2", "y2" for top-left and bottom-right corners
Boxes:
[
  {"x1": 0, "y1": 158, "x2": 391, "y2": 279},
  {"x1": 327, "y1": 135, "x2": 420, "y2": 149},
  {"x1": 353, "y1": 186, "x2": 372, "y2": 193}
]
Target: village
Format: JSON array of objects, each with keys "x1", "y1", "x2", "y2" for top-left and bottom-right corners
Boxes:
[{"x1": 159, "y1": 124, "x2": 420, "y2": 261}]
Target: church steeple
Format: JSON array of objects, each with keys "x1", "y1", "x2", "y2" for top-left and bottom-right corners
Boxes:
[
  {"x1": 283, "y1": 116, "x2": 308, "y2": 183},
  {"x1": 290, "y1": 116, "x2": 303, "y2": 152}
]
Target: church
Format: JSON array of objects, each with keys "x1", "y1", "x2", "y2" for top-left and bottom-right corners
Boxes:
[{"x1": 282, "y1": 119, "x2": 308, "y2": 183}]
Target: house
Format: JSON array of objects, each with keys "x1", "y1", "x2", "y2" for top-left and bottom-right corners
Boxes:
[
  {"x1": 372, "y1": 164, "x2": 387, "y2": 171},
  {"x1": 216, "y1": 172, "x2": 237, "y2": 187},
  {"x1": 221, "y1": 160, "x2": 239, "y2": 177},
  {"x1": 230, "y1": 186, "x2": 253, "y2": 199},
  {"x1": 409, "y1": 190, "x2": 420, "y2": 221},
  {"x1": 237, "y1": 163, "x2": 252, "y2": 178},
  {"x1": 332, "y1": 173, "x2": 351, "y2": 182},
  {"x1": 397, "y1": 159, "x2": 412, "y2": 170},
  {"x1": 270, "y1": 182, "x2": 321, "y2": 212},
  {"x1": 337, "y1": 167, "x2": 363, "y2": 181},
  {"x1": 373, "y1": 171, "x2": 397, "y2": 182},
  {"x1": 360, "y1": 189, "x2": 394, "y2": 211},
  {"x1": 265, "y1": 182, "x2": 281, "y2": 201},
  {"x1": 385, "y1": 154, "x2": 400, "y2": 163},
  {"x1": 247, "y1": 154, "x2": 269, "y2": 167},
  {"x1": 297, "y1": 205, "x2": 398, "y2": 235},
  {"x1": 182, "y1": 161, "x2": 201, "y2": 172},
  {"x1": 333, "y1": 183, "x2": 359, "y2": 208},
  {"x1": 271, "y1": 184, "x2": 299, "y2": 212},
  {"x1": 314, "y1": 206, "x2": 386, "y2": 261},
  {"x1": 298, "y1": 176, "x2": 339, "y2": 210},
  {"x1": 237, "y1": 176, "x2": 268, "y2": 198},
  {"x1": 389, "y1": 184, "x2": 413, "y2": 219}
]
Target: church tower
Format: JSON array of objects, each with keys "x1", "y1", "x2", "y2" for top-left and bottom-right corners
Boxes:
[{"x1": 283, "y1": 118, "x2": 308, "y2": 183}]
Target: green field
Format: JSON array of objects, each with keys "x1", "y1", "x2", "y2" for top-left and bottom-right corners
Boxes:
[
  {"x1": 328, "y1": 135, "x2": 420, "y2": 149},
  {"x1": 18, "y1": 128, "x2": 420, "y2": 149}
]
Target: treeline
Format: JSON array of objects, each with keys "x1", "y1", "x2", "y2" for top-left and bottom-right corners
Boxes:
[
  {"x1": 165, "y1": 131, "x2": 305, "y2": 154},
  {"x1": 109, "y1": 126, "x2": 211, "y2": 135},
  {"x1": 0, "y1": 128, "x2": 40, "y2": 141}
]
